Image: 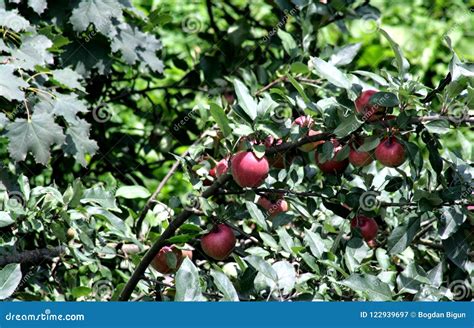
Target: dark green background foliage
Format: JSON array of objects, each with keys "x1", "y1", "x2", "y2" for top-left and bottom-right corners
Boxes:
[{"x1": 0, "y1": 0, "x2": 472, "y2": 301}]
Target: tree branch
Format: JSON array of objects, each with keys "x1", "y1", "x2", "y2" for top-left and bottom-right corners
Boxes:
[
  {"x1": 119, "y1": 174, "x2": 232, "y2": 301},
  {"x1": 0, "y1": 246, "x2": 66, "y2": 267}
]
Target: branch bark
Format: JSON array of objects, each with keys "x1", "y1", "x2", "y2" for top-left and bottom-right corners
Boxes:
[{"x1": 0, "y1": 246, "x2": 65, "y2": 266}]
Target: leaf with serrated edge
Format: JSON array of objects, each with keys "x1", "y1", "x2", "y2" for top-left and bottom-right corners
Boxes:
[
  {"x1": 0, "y1": 65, "x2": 29, "y2": 101},
  {"x1": 6, "y1": 112, "x2": 65, "y2": 164}
]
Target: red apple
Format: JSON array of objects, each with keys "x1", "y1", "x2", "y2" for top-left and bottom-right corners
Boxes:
[
  {"x1": 349, "y1": 140, "x2": 374, "y2": 167},
  {"x1": 214, "y1": 158, "x2": 229, "y2": 177},
  {"x1": 257, "y1": 196, "x2": 289, "y2": 218},
  {"x1": 293, "y1": 116, "x2": 324, "y2": 152},
  {"x1": 351, "y1": 215, "x2": 378, "y2": 241},
  {"x1": 375, "y1": 137, "x2": 406, "y2": 167},
  {"x1": 201, "y1": 224, "x2": 236, "y2": 260},
  {"x1": 355, "y1": 90, "x2": 385, "y2": 122},
  {"x1": 231, "y1": 151, "x2": 269, "y2": 187},
  {"x1": 151, "y1": 245, "x2": 192, "y2": 274},
  {"x1": 315, "y1": 140, "x2": 349, "y2": 174}
]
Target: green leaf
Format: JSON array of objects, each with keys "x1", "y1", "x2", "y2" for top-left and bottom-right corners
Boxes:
[
  {"x1": 341, "y1": 274, "x2": 392, "y2": 301},
  {"x1": 63, "y1": 119, "x2": 98, "y2": 167},
  {"x1": 0, "y1": 9, "x2": 30, "y2": 32},
  {"x1": 210, "y1": 103, "x2": 231, "y2": 137},
  {"x1": 344, "y1": 238, "x2": 370, "y2": 273},
  {"x1": 246, "y1": 201, "x2": 268, "y2": 230},
  {"x1": 71, "y1": 286, "x2": 92, "y2": 298},
  {"x1": 0, "y1": 263, "x2": 22, "y2": 300},
  {"x1": 0, "y1": 65, "x2": 29, "y2": 101},
  {"x1": 287, "y1": 75, "x2": 310, "y2": 104},
  {"x1": 442, "y1": 228, "x2": 469, "y2": 270},
  {"x1": 290, "y1": 62, "x2": 309, "y2": 74},
  {"x1": 12, "y1": 35, "x2": 53, "y2": 70},
  {"x1": 334, "y1": 114, "x2": 363, "y2": 138},
  {"x1": 380, "y1": 29, "x2": 410, "y2": 77},
  {"x1": 52, "y1": 94, "x2": 88, "y2": 124},
  {"x1": 310, "y1": 57, "x2": 351, "y2": 89},
  {"x1": 6, "y1": 111, "x2": 66, "y2": 165},
  {"x1": 210, "y1": 269, "x2": 239, "y2": 301},
  {"x1": 245, "y1": 255, "x2": 278, "y2": 281},
  {"x1": 356, "y1": 136, "x2": 380, "y2": 152},
  {"x1": 426, "y1": 263, "x2": 443, "y2": 288},
  {"x1": 387, "y1": 216, "x2": 421, "y2": 255},
  {"x1": 52, "y1": 68, "x2": 85, "y2": 92},
  {"x1": 233, "y1": 79, "x2": 257, "y2": 120},
  {"x1": 28, "y1": 0, "x2": 47, "y2": 14},
  {"x1": 81, "y1": 186, "x2": 118, "y2": 211},
  {"x1": 438, "y1": 206, "x2": 465, "y2": 240},
  {"x1": 385, "y1": 176, "x2": 404, "y2": 192},
  {"x1": 329, "y1": 43, "x2": 361, "y2": 67},
  {"x1": 424, "y1": 120, "x2": 450, "y2": 134},
  {"x1": 397, "y1": 262, "x2": 431, "y2": 294},
  {"x1": 70, "y1": 0, "x2": 123, "y2": 35},
  {"x1": 368, "y1": 92, "x2": 399, "y2": 107},
  {"x1": 277, "y1": 29, "x2": 297, "y2": 56},
  {"x1": 175, "y1": 258, "x2": 205, "y2": 301},
  {"x1": 303, "y1": 229, "x2": 326, "y2": 258},
  {"x1": 116, "y1": 186, "x2": 151, "y2": 199},
  {"x1": 111, "y1": 25, "x2": 163, "y2": 73},
  {"x1": 86, "y1": 207, "x2": 126, "y2": 232},
  {"x1": 0, "y1": 211, "x2": 15, "y2": 228}
]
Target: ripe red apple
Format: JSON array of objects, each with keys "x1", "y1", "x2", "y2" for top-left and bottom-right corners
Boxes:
[
  {"x1": 214, "y1": 158, "x2": 229, "y2": 177},
  {"x1": 293, "y1": 115, "x2": 324, "y2": 152},
  {"x1": 355, "y1": 90, "x2": 385, "y2": 122},
  {"x1": 351, "y1": 215, "x2": 378, "y2": 241},
  {"x1": 349, "y1": 140, "x2": 374, "y2": 167},
  {"x1": 231, "y1": 151, "x2": 269, "y2": 187},
  {"x1": 257, "y1": 196, "x2": 289, "y2": 218},
  {"x1": 315, "y1": 140, "x2": 349, "y2": 174},
  {"x1": 201, "y1": 224, "x2": 236, "y2": 260},
  {"x1": 375, "y1": 137, "x2": 406, "y2": 167},
  {"x1": 151, "y1": 245, "x2": 193, "y2": 274}
]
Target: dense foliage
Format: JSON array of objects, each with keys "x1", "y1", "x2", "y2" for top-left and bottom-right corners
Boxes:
[{"x1": 0, "y1": 0, "x2": 472, "y2": 302}]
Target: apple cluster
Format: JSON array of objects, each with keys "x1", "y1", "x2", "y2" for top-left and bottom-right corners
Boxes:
[{"x1": 153, "y1": 89, "x2": 411, "y2": 273}]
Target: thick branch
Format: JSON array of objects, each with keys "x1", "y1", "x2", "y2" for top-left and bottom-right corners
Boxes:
[{"x1": 0, "y1": 246, "x2": 65, "y2": 267}]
